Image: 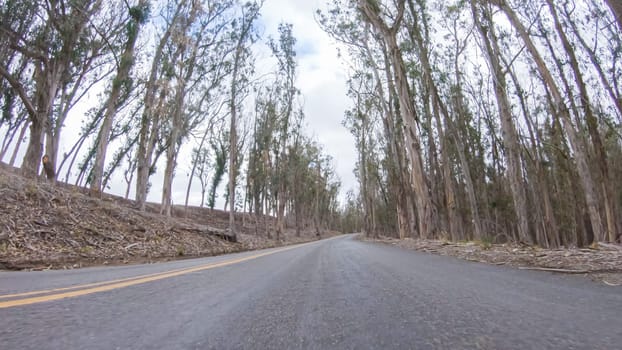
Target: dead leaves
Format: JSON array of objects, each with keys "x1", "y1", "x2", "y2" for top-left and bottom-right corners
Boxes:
[
  {"x1": 364, "y1": 235, "x2": 622, "y2": 285},
  {"x1": 0, "y1": 165, "x2": 327, "y2": 270}
]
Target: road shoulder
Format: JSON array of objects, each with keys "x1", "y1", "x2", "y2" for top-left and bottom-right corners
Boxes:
[{"x1": 358, "y1": 235, "x2": 622, "y2": 286}]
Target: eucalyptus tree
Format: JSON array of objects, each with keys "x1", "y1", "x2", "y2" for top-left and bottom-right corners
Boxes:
[
  {"x1": 322, "y1": 0, "x2": 621, "y2": 245},
  {"x1": 285, "y1": 133, "x2": 342, "y2": 237},
  {"x1": 47, "y1": 6, "x2": 128, "y2": 183},
  {"x1": 188, "y1": 146, "x2": 212, "y2": 208},
  {"x1": 208, "y1": 127, "x2": 229, "y2": 210},
  {"x1": 246, "y1": 87, "x2": 278, "y2": 234},
  {"x1": 547, "y1": 0, "x2": 620, "y2": 242},
  {"x1": 357, "y1": 0, "x2": 437, "y2": 239},
  {"x1": 339, "y1": 189, "x2": 363, "y2": 233},
  {"x1": 318, "y1": 3, "x2": 415, "y2": 239},
  {"x1": 437, "y1": 2, "x2": 485, "y2": 241},
  {"x1": 159, "y1": 0, "x2": 237, "y2": 216},
  {"x1": 227, "y1": 0, "x2": 263, "y2": 233},
  {"x1": 268, "y1": 23, "x2": 299, "y2": 239},
  {"x1": 0, "y1": 112, "x2": 28, "y2": 166},
  {"x1": 0, "y1": 57, "x2": 28, "y2": 164},
  {"x1": 470, "y1": 0, "x2": 532, "y2": 244},
  {"x1": 0, "y1": 0, "x2": 108, "y2": 178},
  {"x1": 343, "y1": 73, "x2": 381, "y2": 238},
  {"x1": 491, "y1": 0, "x2": 604, "y2": 242},
  {"x1": 245, "y1": 77, "x2": 340, "y2": 238},
  {"x1": 135, "y1": 1, "x2": 187, "y2": 210},
  {"x1": 90, "y1": 0, "x2": 150, "y2": 197},
  {"x1": 184, "y1": 113, "x2": 222, "y2": 210},
  {"x1": 286, "y1": 126, "x2": 309, "y2": 236}
]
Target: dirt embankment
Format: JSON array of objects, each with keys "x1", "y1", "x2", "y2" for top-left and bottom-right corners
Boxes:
[
  {"x1": 361, "y1": 236, "x2": 622, "y2": 286},
  {"x1": 0, "y1": 165, "x2": 335, "y2": 270}
]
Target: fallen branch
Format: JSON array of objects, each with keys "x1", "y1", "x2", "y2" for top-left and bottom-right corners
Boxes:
[
  {"x1": 598, "y1": 243, "x2": 622, "y2": 251},
  {"x1": 518, "y1": 266, "x2": 589, "y2": 274},
  {"x1": 124, "y1": 243, "x2": 140, "y2": 250}
]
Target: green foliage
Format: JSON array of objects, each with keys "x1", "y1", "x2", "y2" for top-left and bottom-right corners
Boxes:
[
  {"x1": 208, "y1": 130, "x2": 229, "y2": 210},
  {"x1": 478, "y1": 237, "x2": 493, "y2": 250},
  {"x1": 129, "y1": 1, "x2": 150, "y2": 24},
  {"x1": 1, "y1": 89, "x2": 15, "y2": 123}
]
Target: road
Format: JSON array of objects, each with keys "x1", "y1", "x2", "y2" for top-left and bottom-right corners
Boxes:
[{"x1": 1, "y1": 234, "x2": 620, "y2": 349}]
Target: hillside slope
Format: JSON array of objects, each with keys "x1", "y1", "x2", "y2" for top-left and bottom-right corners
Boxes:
[{"x1": 0, "y1": 165, "x2": 330, "y2": 270}]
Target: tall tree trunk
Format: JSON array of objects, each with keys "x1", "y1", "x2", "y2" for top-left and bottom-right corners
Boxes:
[
  {"x1": 365, "y1": 29, "x2": 413, "y2": 239},
  {"x1": 227, "y1": 2, "x2": 261, "y2": 235},
  {"x1": 161, "y1": 31, "x2": 199, "y2": 215},
  {"x1": 547, "y1": 0, "x2": 618, "y2": 242},
  {"x1": 471, "y1": 0, "x2": 532, "y2": 244},
  {"x1": 22, "y1": 118, "x2": 45, "y2": 177},
  {"x1": 228, "y1": 46, "x2": 242, "y2": 235},
  {"x1": 160, "y1": 135, "x2": 178, "y2": 216},
  {"x1": 358, "y1": 106, "x2": 372, "y2": 237},
  {"x1": 494, "y1": 0, "x2": 604, "y2": 243},
  {"x1": 505, "y1": 61, "x2": 560, "y2": 247},
  {"x1": 44, "y1": 119, "x2": 61, "y2": 183},
  {"x1": 135, "y1": 88, "x2": 164, "y2": 210},
  {"x1": 228, "y1": 105, "x2": 237, "y2": 231},
  {"x1": 21, "y1": 64, "x2": 61, "y2": 178},
  {"x1": 135, "y1": 5, "x2": 181, "y2": 210},
  {"x1": 359, "y1": 0, "x2": 437, "y2": 238},
  {"x1": 407, "y1": 0, "x2": 465, "y2": 240},
  {"x1": 161, "y1": 57, "x2": 191, "y2": 216}
]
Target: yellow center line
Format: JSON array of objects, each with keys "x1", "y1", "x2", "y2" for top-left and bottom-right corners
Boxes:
[
  {"x1": 0, "y1": 239, "x2": 326, "y2": 309},
  {"x1": 0, "y1": 265, "x2": 212, "y2": 300}
]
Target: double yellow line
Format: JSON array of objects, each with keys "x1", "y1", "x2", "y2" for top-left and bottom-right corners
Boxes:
[{"x1": 0, "y1": 239, "x2": 321, "y2": 309}]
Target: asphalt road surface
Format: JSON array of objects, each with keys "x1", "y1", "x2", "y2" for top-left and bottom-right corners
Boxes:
[{"x1": 1, "y1": 234, "x2": 620, "y2": 349}]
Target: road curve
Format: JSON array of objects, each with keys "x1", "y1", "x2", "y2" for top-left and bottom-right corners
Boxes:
[{"x1": 1, "y1": 234, "x2": 620, "y2": 349}]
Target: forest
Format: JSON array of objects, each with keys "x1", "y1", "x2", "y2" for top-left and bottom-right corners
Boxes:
[
  {"x1": 0, "y1": 0, "x2": 342, "y2": 240},
  {"x1": 1, "y1": 0, "x2": 621, "y2": 248},
  {"x1": 321, "y1": 0, "x2": 622, "y2": 247}
]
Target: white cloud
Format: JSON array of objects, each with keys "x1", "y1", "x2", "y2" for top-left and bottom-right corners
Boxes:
[{"x1": 260, "y1": 0, "x2": 357, "y2": 200}]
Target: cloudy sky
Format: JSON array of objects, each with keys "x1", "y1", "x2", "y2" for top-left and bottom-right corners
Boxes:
[{"x1": 258, "y1": 0, "x2": 356, "y2": 198}]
